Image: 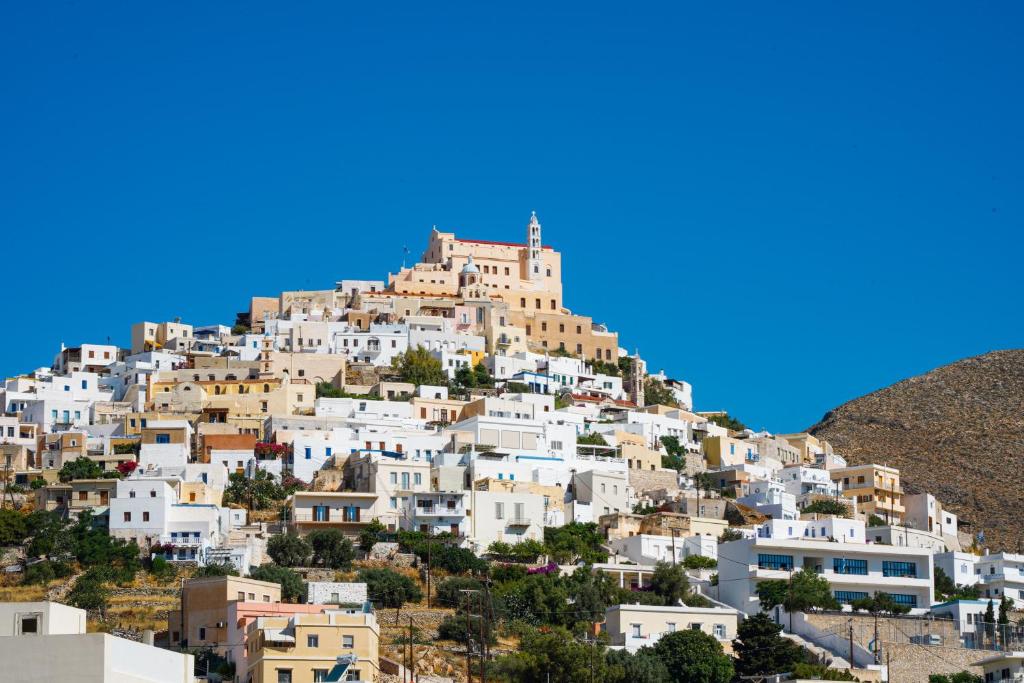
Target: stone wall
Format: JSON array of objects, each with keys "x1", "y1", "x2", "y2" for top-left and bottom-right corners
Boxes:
[
  {"x1": 307, "y1": 581, "x2": 368, "y2": 605},
  {"x1": 628, "y1": 469, "x2": 679, "y2": 496},
  {"x1": 883, "y1": 643, "x2": 982, "y2": 683}
]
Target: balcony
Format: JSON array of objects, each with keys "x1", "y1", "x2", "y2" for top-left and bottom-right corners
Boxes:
[
  {"x1": 506, "y1": 517, "x2": 531, "y2": 527},
  {"x1": 496, "y1": 335, "x2": 512, "y2": 347},
  {"x1": 292, "y1": 510, "x2": 367, "y2": 524},
  {"x1": 415, "y1": 505, "x2": 466, "y2": 517}
]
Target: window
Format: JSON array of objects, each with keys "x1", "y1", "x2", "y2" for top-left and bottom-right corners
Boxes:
[
  {"x1": 248, "y1": 592, "x2": 255, "y2": 600},
  {"x1": 305, "y1": 447, "x2": 312, "y2": 460},
  {"x1": 155, "y1": 433, "x2": 170, "y2": 444},
  {"x1": 198, "y1": 627, "x2": 206, "y2": 640},
  {"x1": 414, "y1": 473, "x2": 422, "y2": 486},
  {"x1": 631, "y1": 624, "x2": 641, "y2": 638},
  {"x1": 883, "y1": 561, "x2": 917, "y2": 578},
  {"x1": 713, "y1": 624, "x2": 727, "y2": 638},
  {"x1": 890, "y1": 593, "x2": 918, "y2": 608},
  {"x1": 757, "y1": 554, "x2": 794, "y2": 571},
  {"x1": 307, "y1": 634, "x2": 319, "y2": 647},
  {"x1": 238, "y1": 591, "x2": 246, "y2": 600},
  {"x1": 19, "y1": 614, "x2": 39, "y2": 635},
  {"x1": 143, "y1": 512, "x2": 150, "y2": 522},
  {"x1": 314, "y1": 670, "x2": 329, "y2": 682},
  {"x1": 666, "y1": 622, "x2": 676, "y2": 632},
  {"x1": 277, "y1": 671, "x2": 292, "y2": 683},
  {"x1": 263, "y1": 594, "x2": 270, "y2": 602},
  {"x1": 123, "y1": 512, "x2": 131, "y2": 522},
  {"x1": 150, "y1": 490, "x2": 156, "y2": 497},
  {"x1": 834, "y1": 591, "x2": 869, "y2": 604},
  {"x1": 495, "y1": 502, "x2": 504, "y2": 519},
  {"x1": 833, "y1": 558, "x2": 868, "y2": 575},
  {"x1": 343, "y1": 635, "x2": 354, "y2": 648}
]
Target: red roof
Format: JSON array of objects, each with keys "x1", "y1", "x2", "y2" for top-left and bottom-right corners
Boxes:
[
  {"x1": 456, "y1": 238, "x2": 553, "y2": 250},
  {"x1": 570, "y1": 393, "x2": 636, "y2": 408}
]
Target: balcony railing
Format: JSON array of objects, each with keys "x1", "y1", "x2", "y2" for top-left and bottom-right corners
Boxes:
[
  {"x1": 415, "y1": 506, "x2": 466, "y2": 517},
  {"x1": 506, "y1": 517, "x2": 531, "y2": 527}
]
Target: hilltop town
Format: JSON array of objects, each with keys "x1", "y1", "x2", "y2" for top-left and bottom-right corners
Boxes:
[{"x1": 0, "y1": 214, "x2": 1019, "y2": 683}]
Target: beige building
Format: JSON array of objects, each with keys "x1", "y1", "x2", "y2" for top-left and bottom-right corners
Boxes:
[
  {"x1": 604, "y1": 603, "x2": 739, "y2": 654},
  {"x1": 169, "y1": 575, "x2": 282, "y2": 650},
  {"x1": 288, "y1": 491, "x2": 385, "y2": 538},
  {"x1": 245, "y1": 605, "x2": 380, "y2": 683},
  {"x1": 35, "y1": 478, "x2": 118, "y2": 513},
  {"x1": 599, "y1": 511, "x2": 728, "y2": 542},
  {"x1": 831, "y1": 463, "x2": 904, "y2": 524},
  {"x1": 131, "y1": 320, "x2": 194, "y2": 354}
]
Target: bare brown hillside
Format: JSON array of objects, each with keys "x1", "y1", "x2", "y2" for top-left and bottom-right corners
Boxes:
[{"x1": 808, "y1": 349, "x2": 1024, "y2": 551}]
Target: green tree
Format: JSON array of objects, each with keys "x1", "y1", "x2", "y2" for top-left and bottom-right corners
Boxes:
[
  {"x1": 652, "y1": 629, "x2": 734, "y2": 683},
  {"x1": 358, "y1": 568, "x2": 423, "y2": 608},
  {"x1": 643, "y1": 379, "x2": 678, "y2": 408},
  {"x1": 683, "y1": 555, "x2": 718, "y2": 570},
  {"x1": 67, "y1": 569, "x2": 111, "y2": 614},
  {"x1": 307, "y1": 529, "x2": 355, "y2": 569},
  {"x1": 266, "y1": 533, "x2": 312, "y2": 567},
  {"x1": 194, "y1": 562, "x2": 239, "y2": 577},
  {"x1": 359, "y1": 518, "x2": 387, "y2": 552},
  {"x1": 435, "y1": 576, "x2": 483, "y2": 608},
  {"x1": 850, "y1": 592, "x2": 911, "y2": 616},
  {"x1": 473, "y1": 362, "x2": 493, "y2": 387},
  {"x1": 489, "y1": 625, "x2": 610, "y2": 683},
  {"x1": 757, "y1": 580, "x2": 790, "y2": 610},
  {"x1": 801, "y1": 500, "x2": 851, "y2": 517},
  {"x1": 576, "y1": 432, "x2": 608, "y2": 447},
  {"x1": 649, "y1": 561, "x2": 709, "y2": 606},
  {"x1": 719, "y1": 528, "x2": 744, "y2": 543},
  {"x1": 605, "y1": 648, "x2": 671, "y2": 683},
  {"x1": 543, "y1": 522, "x2": 607, "y2": 564},
  {"x1": 929, "y1": 673, "x2": 984, "y2": 683},
  {"x1": 58, "y1": 457, "x2": 103, "y2": 482},
  {"x1": 707, "y1": 413, "x2": 746, "y2": 431},
  {"x1": 794, "y1": 663, "x2": 859, "y2": 680},
  {"x1": 733, "y1": 611, "x2": 808, "y2": 675},
  {"x1": 787, "y1": 568, "x2": 840, "y2": 612},
  {"x1": 149, "y1": 556, "x2": 177, "y2": 582},
  {"x1": 250, "y1": 564, "x2": 305, "y2": 602},
  {"x1": 222, "y1": 470, "x2": 286, "y2": 510},
  {"x1": 316, "y1": 381, "x2": 344, "y2": 398},
  {"x1": 392, "y1": 346, "x2": 447, "y2": 386},
  {"x1": 437, "y1": 612, "x2": 496, "y2": 644},
  {"x1": 867, "y1": 514, "x2": 887, "y2": 527},
  {"x1": 0, "y1": 509, "x2": 28, "y2": 546}
]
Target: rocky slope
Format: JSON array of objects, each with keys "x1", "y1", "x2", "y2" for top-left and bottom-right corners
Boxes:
[{"x1": 808, "y1": 349, "x2": 1024, "y2": 551}]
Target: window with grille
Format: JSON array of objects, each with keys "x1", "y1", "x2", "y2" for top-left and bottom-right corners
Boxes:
[
  {"x1": 883, "y1": 561, "x2": 917, "y2": 577},
  {"x1": 833, "y1": 558, "x2": 868, "y2": 575},
  {"x1": 757, "y1": 554, "x2": 794, "y2": 570}
]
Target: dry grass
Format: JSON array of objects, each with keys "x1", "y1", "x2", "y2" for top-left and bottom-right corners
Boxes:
[{"x1": 0, "y1": 583, "x2": 48, "y2": 602}]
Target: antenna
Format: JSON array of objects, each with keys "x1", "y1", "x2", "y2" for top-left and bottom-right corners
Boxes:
[{"x1": 402, "y1": 245, "x2": 410, "y2": 269}]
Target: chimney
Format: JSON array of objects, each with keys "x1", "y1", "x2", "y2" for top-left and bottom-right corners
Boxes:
[{"x1": 142, "y1": 629, "x2": 155, "y2": 646}]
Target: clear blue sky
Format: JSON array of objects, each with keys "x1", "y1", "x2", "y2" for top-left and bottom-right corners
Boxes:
[{"x1": 2, "y1": 3, "x2": 1022, "y2": 432}]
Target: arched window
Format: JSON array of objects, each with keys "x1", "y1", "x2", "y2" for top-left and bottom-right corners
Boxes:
[
  {"x1": 263, "y1": 384, "x2": 270, "y2": 393},
  {"x1": 238, "y1": 384, "x2": 245, "y2": 394},
  {"x1": 214, "y1": 385, "x2": 222, "y2": 395}
]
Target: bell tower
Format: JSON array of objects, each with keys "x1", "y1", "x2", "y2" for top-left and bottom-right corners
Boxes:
[{"x1": 527, "y1": 211, "x2": 543, "y2": 282}]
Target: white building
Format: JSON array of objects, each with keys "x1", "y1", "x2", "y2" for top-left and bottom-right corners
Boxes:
[
  {"x1": 718, "y1": 535, "x2": 934, "y2": 615},
  {"x1": 974, "y1": 551, "x2": 1024, "y2": 607},
  {"x1": 935, "y1": 551, "x2": 980, "y2": 589},
  {"x1": 402, "y1": 491, "x2": 469, "y2": 538},
  {"x1": 604, "y1": 603, "x2": 738, "y2": 653},
  {"x1": 609, "y1": 533, "x2": 716, "y2": 566},
  {"x1": 109, "y1": 479, "x2": 223, "y2": 563},
  {"x1": 0, "y1": 601, "x2": 195, "y2": 682},
  {"x1": 468, "y1": 489, "x2": 545, "y2": 553}
]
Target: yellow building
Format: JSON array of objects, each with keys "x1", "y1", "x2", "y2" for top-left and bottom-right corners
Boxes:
[
  {"x1": 830, "y1": 463, "x2": 904, "y2": 524},
  {"x1": 246, "y1": 605, "x2": 380, "y2": 683},
  {"x1": 169, "y1": 575, "x2": 282, "y2": 650},
  {"x1": 130, "y1": 320, "x2": 194, "y2": 354},
  {"x1": 702, "y1": 435, "x2": 761, "y2": 469}
]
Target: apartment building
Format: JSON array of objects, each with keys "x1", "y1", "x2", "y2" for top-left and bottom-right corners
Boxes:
[
  {"x1": 244, "y1": 605, "x2": 380, "y2": 683},
  {"x1": 288, "y1": 491, "x2": 384, "y2": 538},
  {"x1": 131, "y1": 320, "x2": 194, "y2": 354},
  {"x1": 604, "y1": 603, "x2": 740, "y2": 654},
  {"x1": 830, "y1": 463, "x2": 904, "y2": 524},
  {"x1": 169, "y1": 575, "x2": 282, "y2": 649},
  {"x1": 718, "y1": 534, "x2": 934, "y2": 615}
]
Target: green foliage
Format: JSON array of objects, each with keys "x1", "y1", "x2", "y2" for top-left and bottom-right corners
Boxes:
[
  {"x1": 850, "y1": 592, "x2": 911, "y2": 615},
  {"x1": 576, "y1": 432, "x2": 608, "y2": 447},
  {"x1": 794, "y1": 662, "x2": 860, "y2": 680},
  {"x1": 649, "y1": 561, "x2": 709, "y2": 606},
  {"x1": 231, "y1": 324, "x2": 249, "y2": 335},
  {"x1": 719, "y1": 528, "x2": 744, "y2": 543},
  {"x1": 659, "y1": 438, "x2": 687, "y2": 471},
  {"x1": 194, "y1": 562, "x2": 239, "y2": 577},
  {"x1": 504, "y1": 381, "x2": 532, "y2": 393},
  {"x1": 222, "y1": 470, "x2": 286, "y2": 510},
  {"x1": 643, "y1": 379, "x2": 678, "y2": 408},
  {"x1": 307, "y1": 529, "x2": 355, "y2": 569},
  {"x1": 867, "y1": 514, "x2": 887, "y2": 527},
  {"x1": 683, "y1": 555, "x2": 718, "y2": 570},
  {"x1": 652, "y1": 629, "x2": 734, "y2": 683},
  {"x1": 58, "y1": 456, "x2": 103, "y2": 482},
  {"x1": 438, "y1": 612, "x2": 496, "y2": 644},
  {"x1": 266, "y1": 533, "x2": 312, "y2": 567},
  {"x1": 358, "y1": 518, "x2": 387, "y2": 552},
  {"x1": 250, "y1": 564, "x2": 305, "y2": 602},
  {"x1": 392, "y1": 345, "x2": 447, "y2": 386},
  {"x1": 488, "y1": 539, "x2": 546, "y2": 563},
  {"x1": 149, "y1": 556, "x2": 177, "y2": 582},
  {"x1": 604, "y1": 648, "x2": 671, "y2": 683},
  {"x1": 756, "y1": 569, "x2": 839, "y2": 612},
  {"x1": 29, "y1": 478, "x2": 46, "y2": 489},
  {"x1": 399, "y1": 531, "x2": 486, "y2": 574},
  {"x1": 358, "y1": 568, "x2": 423, "y2": 608},
  {"x1": 632, "y1": 502, "x2": 660, "y2": 515},
  {"x1": 733, "y1": 611, "x2": 808, "y2": 675},
  {"x1": 543, "y1": 522, "x2": 607, "y2": 565},
  {"x1": 589, "y1": 358, "x2": 620, "y2": 377},
  {"x1": 316, "y1": 381, "x2": 344, "y2": 398},
  {"x1": 489, "y1": 625, "x2": 611, "y2": 683},
  {"x1": 801, "y1": 500, "x2": 851, "y2": 517},
  {"x1": 0, "y1": 508, "x2": 29, "y2": 546},
  {"x1": 113, "y1": 442, "x2": 141, "y2": 455},
  {"x1": 68, "y1": 568, "x2": 111, "y2": 613},
  {"x1": 454, "y1": 363, "x2": 494, "y2": 393},
  {"x1": 24, "y1": 560, "x2": 72, "y2": 585},
  {"x1": 435, "y1": 576, "x2": 484, "y2": 608},
  {"x1": 707, "y1": 413, "x2": 746, "y2": 431},
  {"x1": 929, "y1": 672, "x2": 984, "y2": 683}
]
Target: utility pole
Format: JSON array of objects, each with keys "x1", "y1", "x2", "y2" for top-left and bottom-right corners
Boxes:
[
  {"x1": 788, "y1": 567, "x2": 794, "y2": 633},
  {"x1": 848, "y1": 620, "x2": 854, "y2": 666},
  {"x1": 426, "y1": 533, "x2": 432, "y2": 608},
  {"x1": 479, "y1": 591, "x2": 487, "y2": 683},
  {"x1": 887, "y1": 650, "x2": 892, "y2": 683},
  {"x1": 874, "y1": 610, "x2": 881, "y2": 665},
  {"x1": 409, "y1": 615, "x2": 415, "y2": 683},
  {"x1": 670, "y1": 528, "x2": 677, "y2": 566}
]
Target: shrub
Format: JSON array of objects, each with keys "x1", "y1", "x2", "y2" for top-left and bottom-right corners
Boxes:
[
  {"x1": 267, "y1": 533, "x2": 312, "y2": 567},
  {"x1": 250, "y1": 564, "x2": 305, "y2": 602},
  {"x1": 682, "y1": 555, "x2": 718, "y2": 570},
  {"x1": 308, "y1": 529, "x2": 355, "y2": 569},
  {"x1": 358, "y1": 568, "x2": 423, "y2": 608},
  {"x1": 435, "y1": 576, "x2": 483, "y2": 608},
  {"x1": 150, "y1": 556, "x2": 177, "y2": 582}
]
